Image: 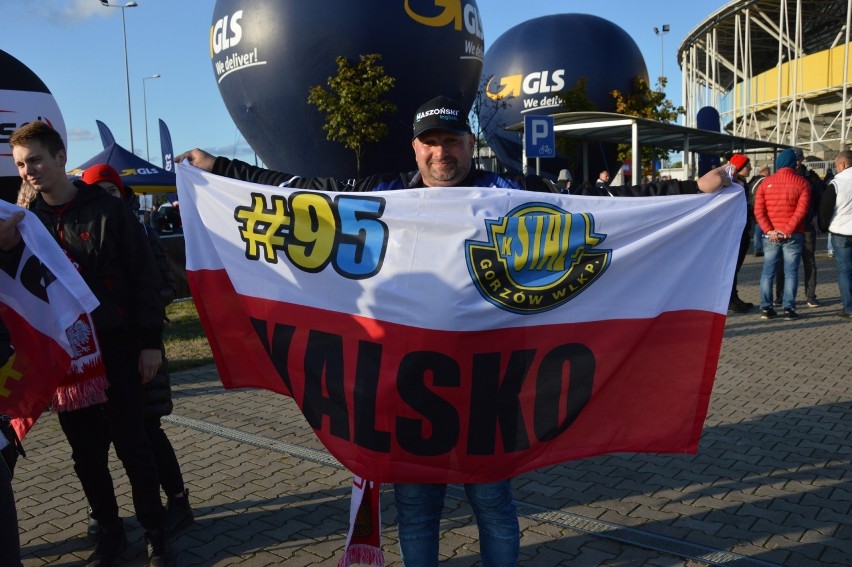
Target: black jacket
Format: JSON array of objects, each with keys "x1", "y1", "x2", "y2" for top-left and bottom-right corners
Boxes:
[
  {"x1": 0, "y1": 318, "x2": 10, "y2": 368},
  {"x1": 7, "y1": 181, "x2": 165, "y2": 350},
  {"x1": 212, "y1": 157, "x2": 704, "y2": 197}
]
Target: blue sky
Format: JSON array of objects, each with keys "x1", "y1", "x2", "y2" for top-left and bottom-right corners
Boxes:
[{"x1": 1, "y1": 0, "x2": 724, "y2": 169}]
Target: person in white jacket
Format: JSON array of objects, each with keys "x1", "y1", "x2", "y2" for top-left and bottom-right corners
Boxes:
[{"x1": 818, "y1": 150, "x2": 852, "y2": 318}]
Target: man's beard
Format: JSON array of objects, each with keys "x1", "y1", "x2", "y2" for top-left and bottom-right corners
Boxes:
[{"x1": 428, "y1": 159, "x2": 460, "y2": 183}]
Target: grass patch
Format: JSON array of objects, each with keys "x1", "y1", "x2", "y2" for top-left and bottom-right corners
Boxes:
[{"x1": 164, "y1": 299, "x2": 214, "y2": 372}]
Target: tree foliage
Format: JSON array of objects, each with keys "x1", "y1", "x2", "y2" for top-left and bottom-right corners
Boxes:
[
  {"x1": 609, "y1": 76, "x2": 684, "y2": 174},
  {"x1": 471, "y1": 75, "x2": 515, "y2": 170},
  {"x1": 557, "y1": 77, "x2": 597, "y2": 113},
  {"x1": 307, "y1": 53, "x2": 396, "y2": 176},
  {"x1": 554, "y1": 77, "x2": 597, "y2": 162}
]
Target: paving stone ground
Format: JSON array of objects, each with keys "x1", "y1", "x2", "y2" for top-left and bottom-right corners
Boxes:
[{"x1": 13, "y1": 242, "x2": 852, "y2": 566}]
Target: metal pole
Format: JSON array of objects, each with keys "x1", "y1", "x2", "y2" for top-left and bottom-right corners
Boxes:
[
  {"x1": 844, "y1": 0, "x2": 851, "y2": 147},
  {"x1": 102, "y1": 2, "x2": 138, "y2": 151},
  {"x1": 121, "y1": 6, "x2": 133, "y2": 153},
  {"x1": 143, "y1": 74, "x2": 160, "y2": 162}
]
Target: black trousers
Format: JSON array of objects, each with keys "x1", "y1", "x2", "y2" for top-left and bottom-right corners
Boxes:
[
  {"x1": 732, "y1": 217, "x2": 753, "y2": 298},
  {"x1": 145, "y1": 417, "x2": 184, "y2": 497},
  {"x1": 0, "y1": 451, "x2": 21, "y2": 567},
  {"x1": 58, "y1": 334, "x2": 165, "y2": 532}
]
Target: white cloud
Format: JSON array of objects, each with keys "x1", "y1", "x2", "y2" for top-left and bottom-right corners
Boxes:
[
  {"x1": 0, "y1": 0, "x2": 110, "y2": 25},
  {"x1": 69, "y1": 127, "x2": 96, "y2": 141}
]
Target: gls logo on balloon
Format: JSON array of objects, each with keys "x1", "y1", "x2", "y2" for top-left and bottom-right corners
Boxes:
[
  {"x1": 486, "y1": 69, "x2": 566, "y2": 111},
  {"x1": 404, "y1": 0, "x2": 484, "y2": 60},
  {"x1": 466, "y1": 204, "x2": 611, "y2": 314},
  {"x1": 210, "y1": 9, "x2": 268, "y2": 84}
]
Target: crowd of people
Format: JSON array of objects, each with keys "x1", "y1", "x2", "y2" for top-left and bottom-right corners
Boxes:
[
  {"x1": 0, "y1": 96, "x2": 733, "y2": 567},
  {"x1": 0, "y1": 93, "x2": 849, "y2": 566},
  {"x1": 726, "y1": 147, "x2": 850, "y2": 320}
]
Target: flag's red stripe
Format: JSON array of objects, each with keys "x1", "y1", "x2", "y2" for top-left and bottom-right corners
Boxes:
[
  {"x1": 0, "y1": 306, "x2": 72, "y2": 439},
  {"x1": 189, "y1": 268, "x2": 723, "y2": 483}
]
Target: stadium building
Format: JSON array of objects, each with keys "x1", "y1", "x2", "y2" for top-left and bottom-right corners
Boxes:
[{"x1": 679, "y1": 0, "x2": 851, "y2": 169}]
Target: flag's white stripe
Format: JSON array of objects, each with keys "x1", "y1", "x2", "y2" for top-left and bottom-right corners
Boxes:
[{"x1": 178, "y1": 163, "x2": 743, "y2": 331}]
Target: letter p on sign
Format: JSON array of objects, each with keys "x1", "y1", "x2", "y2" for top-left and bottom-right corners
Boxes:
[{"x1": 524, "y1": 115, "x2": 555, "y2": 158}]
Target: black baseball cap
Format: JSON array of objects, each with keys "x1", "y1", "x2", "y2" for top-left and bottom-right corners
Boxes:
[{"x1": 412, "y1": 96, "x2": 471, "y2": 140}]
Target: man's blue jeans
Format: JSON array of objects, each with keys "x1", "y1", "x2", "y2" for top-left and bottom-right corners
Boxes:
[
  {"x1": 394, "y1": 481, "x2": 519, "y2": 566},
  {"x1": 833, "y1": 233, "x2": 852, "y2": 314},
  {"x1": 753, "y1": 225, "x2": 764, "y2": 253},
  {"x1": 760, "y1": 233, "x2": 803, "y2": 310}
]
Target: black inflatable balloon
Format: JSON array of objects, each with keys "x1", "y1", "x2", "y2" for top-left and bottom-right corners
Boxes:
[
  {"x1": 478, "y1": 14, "x2": 648, "y2": 179},
  {"x1": 210, "y1": 0, "x2": 484, "y2": 178},
  {"x1": 0, "y1": 50, "x2": 67, "y2": 203}
]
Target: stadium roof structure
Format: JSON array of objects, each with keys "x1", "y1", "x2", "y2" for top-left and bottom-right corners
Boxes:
[
  {"x1": 681, "y1": 0, "x2": 845, "y2": 87},
  {"x1": 508, "y1": 111, "x2": 790, "y2": 184},
  {"x1": 677, "y1": 0, "x2": 852, "y2": 155}
]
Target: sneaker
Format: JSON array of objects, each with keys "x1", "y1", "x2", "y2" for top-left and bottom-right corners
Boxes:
[
  {"x1": 86, "y1": 507, "x2": 101, "y2": 543},
  {"x1": 783, "y1": 308, "x2": 799, "y2": 320},
  {"x1": 837, "y1": 311, "x2": 851, "y2": 319},
  {"x1": 828, "y1": 251, "x2": 835, "y2": 258},
  {"x1": 164, "y1": 489, "x2": 194, "y2": 535},
  {"x1": 760, "y1": 307, "x2": 777, "y2": 319},
  {"x1": 806, "y1": 298, "x2": 820, "y2": 308},
  {"x1": 145, "y1": 528, "x2": 173, "y2": 567},
  {"x1": 85, "y1": 519, "x2": 127, "y2": 567}
]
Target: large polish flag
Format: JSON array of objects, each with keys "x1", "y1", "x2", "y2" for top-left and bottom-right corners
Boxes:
[
  {"x1": 178, "y1": 163, "x2": 745, "y2": 484},
  {"x1": 0, "y1": 201, "x2": 100, "y2": 439}
]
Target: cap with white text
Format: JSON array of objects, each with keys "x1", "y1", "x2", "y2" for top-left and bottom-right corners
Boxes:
[{"x1": 412, "y1": 96, "x2": 471, "y2": 140}]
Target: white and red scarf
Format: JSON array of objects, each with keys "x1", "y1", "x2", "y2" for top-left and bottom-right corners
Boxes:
[{"x1": 0, "y1": 201, "x2": 105, "y2": 439}]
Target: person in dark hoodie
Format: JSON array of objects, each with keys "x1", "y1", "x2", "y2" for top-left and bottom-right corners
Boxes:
[
  {"x1": 726, "y1": 153, "x2": 755, "y2": 313},
  {"x1": 0, "y1": 122, "x2": 171, "y2": 567}
]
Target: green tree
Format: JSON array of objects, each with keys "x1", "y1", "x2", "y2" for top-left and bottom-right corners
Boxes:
[
  {"x1": 557, "y1": 76, "x2": 597, "y2": 113},
  {"x1": 554, "y1": 77, "x2": 597, "y2": 165},
  {"x1": 471, "y1": 74, "x2": 515, "y2": 170},
  {"x1": 307, "y1": 53, "x2": 396, "y2": 176},
  {"x1": 609, "y1": 76, "x2": 683, "y2": 175}
]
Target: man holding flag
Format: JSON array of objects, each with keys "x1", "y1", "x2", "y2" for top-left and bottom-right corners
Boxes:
[
  {"x1": 177, "y1": 95, "x2": 736, "y2": 567},
  {"x1": 1, "y1": 121, "x2": 172, "y2": 567}
]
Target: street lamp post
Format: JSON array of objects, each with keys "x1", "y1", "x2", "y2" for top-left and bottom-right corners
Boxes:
[
  {"x1": 143, "y1": 74, "x2": 161, "y2": 162},
  {"x1": 653, "y1": 24, "x2": 670, "y2": 83},
  {"x1": 100, "y1": 1, "x2": 138, "y2": 153}
]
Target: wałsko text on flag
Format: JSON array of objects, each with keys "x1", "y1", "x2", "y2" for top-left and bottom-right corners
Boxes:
[
  {"x1": 0, "y1": 201, "x2": 101, "y2": 439},
  {"x1": 177, "y1": 163, "x2": 744, "y2": 484}
]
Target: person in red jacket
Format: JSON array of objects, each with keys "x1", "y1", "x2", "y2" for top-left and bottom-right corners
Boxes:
[{"x1": 754, "y1": 148, "x2": 811, "y2": 319}]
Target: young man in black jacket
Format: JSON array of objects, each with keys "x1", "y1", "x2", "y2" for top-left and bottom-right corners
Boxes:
[
  {"x1": 177, "y1": 95, "x2": 732, "y2": 566},
  {"x1": 0, "y1": 121, "x2": 171, "y2": 567}
]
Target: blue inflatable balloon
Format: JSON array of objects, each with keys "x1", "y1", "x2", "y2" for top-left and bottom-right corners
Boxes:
[
  {"x1": 0, "y1": 49, "x2": 67, "y2": 203},
  {"x1": 696, "y1": 106, "x2": 722, "y2": 176},
  {"x1": 478, "y1": 14, "x2": 648, "y2": 179},
  {"x1": 211, "y1": 0, "x2": 484, "y2": 178}
]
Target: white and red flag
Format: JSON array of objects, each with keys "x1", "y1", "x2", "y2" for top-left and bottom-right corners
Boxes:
[
  {"x1": 0, "y1": 200, "x2": 103, "y2": 439},
  {"x1": 178, "y1": 162, "x2": 744, "y2": 483}
]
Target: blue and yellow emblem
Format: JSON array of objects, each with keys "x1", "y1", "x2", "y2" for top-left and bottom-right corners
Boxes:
[{"x1": 465, "y1": 203, "x2": 611, "y2": 314}]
